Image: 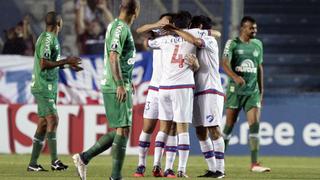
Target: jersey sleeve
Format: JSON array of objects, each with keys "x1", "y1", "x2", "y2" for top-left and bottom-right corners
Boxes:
[
  {"x1": 257, "y1": 40, "x2": 264, "y2": 64},
  {"x1": 39, "y1": 34, "x2": 53, "y2": 60},
  {"x1": 223, "y1": 39, "x2": 236, "y2": 61},
  {"x1": 202, "y1": 36, "x2": 218, "y2": 52},
  {"x1": 108, "y1": 23, "x2": 128, "y2": 54}
]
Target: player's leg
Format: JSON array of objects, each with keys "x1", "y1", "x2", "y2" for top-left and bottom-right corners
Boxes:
[
  {"x1": 195, "y1": 126, "x2": 217, "y2": 177},
  {"x1": 193, "y1": 94, "x2": 216, "y2": 176},
  {"x1": 174, "y1": 88, "x2": 194, "y2": 178},
  {"x1": 41, "y1": 95, "x2": 68, "y2": 171},
  {"x1": 152, "y1": 120, "x2": 171, "y2": 177},
  {"x1": 223, "y1": 108, "x2": 240, "y2": 149},
  {"x1": 164, "y1": 122, "x2": 177, "y2": 177},
  {"x1": 223, "y1": 92, "x2": 241, "y2": 149},
  {"x1": 245, "y1": 94, "x2": 270, "y2": 172},
  {"x1": 209, "y1": 126, "x2": 225, "y2": 178},
  {"x1": 134, "y1": 90, "x2": 159, "y2": 177},
  {"x1": 111, "y1": 127, "x2": 130, "y2": 179},
  {"x1": 27, "y1": 114, "x2": 47, "y2": 171},
  {"x1": 152, "y1": 89, "x2": 174, "y2": 177}
]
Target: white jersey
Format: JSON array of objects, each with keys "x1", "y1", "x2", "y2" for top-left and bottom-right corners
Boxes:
[
  {"x1": 195, "y1": 35, "x2": 224, "y2": 96},
  {"x1": 148, "y1": 29, "x2": 207, "y2": 89},
  {"x1": 148, "y1": 49, "x2": 162, "y2": 89}
]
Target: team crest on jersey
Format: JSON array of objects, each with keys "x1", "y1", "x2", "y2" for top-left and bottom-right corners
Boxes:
[
  {"x1": 206, "y1": 115, "x2": 214, "y2": 123},
  {"x1": 235, "y1": 59, "x2": 257, "y2": 73},
  {"x1": 253, "y1": 49, "x2": 259, "y2": 57},
  {"x1": 111, "y1": 43, "x2": 118, "y2": 50},
  {"x1": 236, "y1": 49, "x2": 244, "y2": 54}
]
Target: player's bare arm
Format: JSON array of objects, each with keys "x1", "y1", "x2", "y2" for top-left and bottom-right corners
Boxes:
[
  {"x1": 40, "y1": 56, "x2": 81, "y2": 71},
  {"x1": 163, "y1": 24, "x2": 204, "y2": 48},
  {"x1": 221, "y1": 56, "x2": 246, "y2": 86},
  {"x1": 210, "y1": 29, "x2": 221, "y2": 38},
  {"x1": 258, "y1": 64, "x2": 264, "y2": 102},
  {"x1": 136, "y1": 18, "x2": 169, "y2": 34},
  {"x1": 109, "y1": 51, "x2": 126, "y2": 102}
]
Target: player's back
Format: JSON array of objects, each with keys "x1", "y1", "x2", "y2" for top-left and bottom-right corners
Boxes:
[
  {"x1": 159, "y1": 34, "x2": 196, "y2": 88},
  {"x1": 195, "y1": 35, "x2": 223, "y2": 94}
]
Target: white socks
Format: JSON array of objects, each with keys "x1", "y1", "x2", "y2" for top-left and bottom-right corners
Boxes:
[
  {"x1": 199, "y1": 138, "x2": 216, "y2": 172},
  {"x1": 164, "y1": 135, "x2": 177, "y2": 170},
  {"x1": 212, "y1": 137, "x2": 225, "y2": 173},
  {"x1": 153, "y1": 131, "x2": 168, "y2": 166},
  {"x1": 138, "y1": 131, "x2": 151, "y2": 166},
  {"x1": 177, "y1": 132, "x2": 190, "y2": 173}
]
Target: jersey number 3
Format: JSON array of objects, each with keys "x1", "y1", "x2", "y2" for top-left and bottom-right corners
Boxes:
[{"x1": 171, "y1": 45, "x2": 184, "y2": 68}]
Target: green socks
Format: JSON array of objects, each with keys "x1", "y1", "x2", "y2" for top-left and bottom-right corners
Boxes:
[
  {"x1": 82, "y1": 131, "x2": 116, "y2": 164},
  {"x1": 29, "y1": 133, "x2": 46, "y2": 165},
  {"x1": 249, "y1": 122, "x2": 260, "y2": 163},
  {"x1": 47, "y1": 132, "x2": 58, "y2": 163},
  {"x1": 111, "y1": 134, "x2": 128, "y2": 179},
  {"x1": 223, "y1": 124, "x2": 234, "y2": 150}
]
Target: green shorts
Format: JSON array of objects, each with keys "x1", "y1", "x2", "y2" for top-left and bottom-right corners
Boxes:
[
  {"x1": 225, "y1": 90, "x2": 261, "y2": 112},
  {"x1": 33, "y1": 93, "x2": 57, "y2": 117},
  {"x1": 103, "y1": 90, "x2": 133, "y2": 128}
]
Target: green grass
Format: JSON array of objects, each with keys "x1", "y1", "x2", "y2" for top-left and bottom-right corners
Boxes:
[{"x1": 0, "y1": 154, "x2": 319, "y2": 179}]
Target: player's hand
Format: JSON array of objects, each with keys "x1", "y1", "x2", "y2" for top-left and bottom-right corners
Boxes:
[
  {"x1": 185, "y1": 54, "x2": 200, "y2": 72},
  {"x1": 156, "y1": 18, "x2": 169, "y2": 28},
  {"x1": 70, "y1": 65, "x2": 83, "y2": 72},
  {"x1": 233, "y1": 76, "x2": 246, "y2": 86},
  {"x1": 66, "y1": 56, "x2": 81, "y2": 66},
  {"x1": 116, "y1": 86, "x2": 127, "y2": 102},
  {"x1": 210, "y1": 29, "x2": 221, "y2": 38}
]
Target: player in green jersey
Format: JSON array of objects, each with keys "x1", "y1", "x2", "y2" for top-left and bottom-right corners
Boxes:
[
  {"x1": 27, "y1": 11, "x2": 82, "y2": 172},
  {"x1": 72, "y1": 0, "x2": 140, "y2": 180},
  {"x1": 222, "y1": 16, "x2": 271, "y2": 173}
]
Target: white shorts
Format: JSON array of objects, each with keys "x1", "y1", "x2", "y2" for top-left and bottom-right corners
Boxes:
[
  {"x1": 143, "y1": 89, "x2": 159, "y2": 119},
  {"x1": 158, "y1": 88, "x2": 194, "y2": 123},
  {"x1": 193, "y1": 94, "x2": 224, "y2": 127}
]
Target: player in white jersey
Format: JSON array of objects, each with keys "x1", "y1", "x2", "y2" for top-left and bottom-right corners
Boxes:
[
  {"x1": 188, "y1": 15, "x2": 226, "y2": 178},
  {"x1": 149, "y1": 11, "x2": 211, "y2": 178},
  {"x1": 133, "y1": 13, "x2": 179, "y2": 178}
]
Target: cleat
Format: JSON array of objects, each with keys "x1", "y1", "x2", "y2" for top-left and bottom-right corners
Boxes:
[
  {"x1": 213, "y1": 171, "x2": 225, "y2": 178},
  {"x1": 251, "y1": 162, "x2": 271, "y2": 172},
  {"x1": 152, "y1": 165, "x2": 163, "y2": 177},
  {"x1": 164, "y1": 169, "x2": 176, "y2": 178},
  {"x1": 197, "y1": 170, "x2": 215, "y2": 177},
  {"x1": 73, "y1": 154, "x2": 87, "y2": 180},
  {"x1": 51, "y1": 159, "x2": 68, "y2": 171},
  {"x1": 177, "y1": 171, "x2": 189, "y2": 178},
  {"x1": 27, "y1": 164, "x2": 48, "y2": 172},
  {"x1": 133, "y1": 165, "x2": 145, "y2": 177}
]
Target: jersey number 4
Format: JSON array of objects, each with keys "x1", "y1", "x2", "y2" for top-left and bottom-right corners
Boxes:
[{"x1": 171, "y1": 45, "x2": 184, "y2": 68}]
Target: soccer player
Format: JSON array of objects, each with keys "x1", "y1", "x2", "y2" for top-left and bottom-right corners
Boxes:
[
  {"x1": 133, "y1": 13, "x2": 179, "y2": 178},
  {"x1": 27, "y1": 11, "x2": 82, "y2": 172},
  {"x1": 222, "y1": 16, "x2": 271, "y2": 172},
  {"x1": 148, "y1": 11, "x2": 207, "y2": 178},
  {"x1": 189, "y1": 15, "x2": 225, "y2": 178},
  {"x1": 72, "y1": 0, "x2": 140, "y2": 180}
]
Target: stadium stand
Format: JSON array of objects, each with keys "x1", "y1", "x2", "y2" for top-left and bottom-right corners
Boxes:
[{"x1": 245, "y1": 0, "x2": 320, "y2": 94}]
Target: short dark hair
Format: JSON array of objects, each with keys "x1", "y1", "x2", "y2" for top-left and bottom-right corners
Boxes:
[
  {"x1": 45, "y1": 11, "x2": 60, "y2": 26},
  {"x1": 159, "y1": 13, "x2": 175, "y2": 23},
  {"x1": 172, "y1": 11, "x2": 192, "y2": 29},
  {"x1": 240, "y1": 16, "x2": 256, "y2": 27},
  {"x1": 190, "y1": 15, "x2": 213, "y2": 29},
  {"x1": 120, "y1": 0, "x2": 140, "y2": 15}
]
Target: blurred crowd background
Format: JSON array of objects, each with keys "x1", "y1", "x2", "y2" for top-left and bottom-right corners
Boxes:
[{"x1": 0, "y1": 0, "x2": 319, "y2": 95}]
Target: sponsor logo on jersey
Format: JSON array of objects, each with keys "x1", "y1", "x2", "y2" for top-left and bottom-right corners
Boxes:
[
  {"x1": 236, "y1": 49, "x2": 244, "y2": 54},
  {"x1": 235, "y1": 59, "x2": 257, "y2": 73}
]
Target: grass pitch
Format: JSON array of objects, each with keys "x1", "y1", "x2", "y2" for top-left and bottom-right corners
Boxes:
[{"x1": 0, "y1": 154, "x2": 319, "y2": 180}]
